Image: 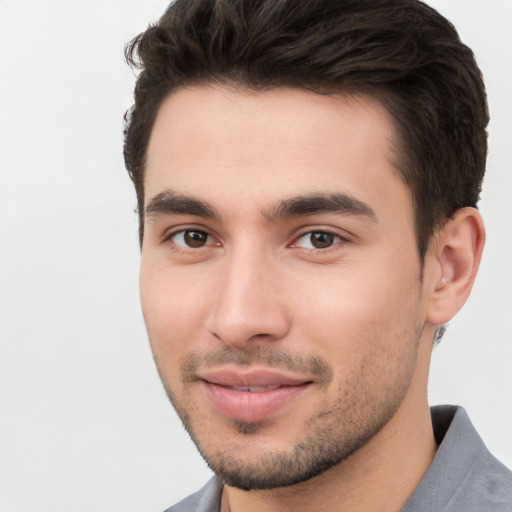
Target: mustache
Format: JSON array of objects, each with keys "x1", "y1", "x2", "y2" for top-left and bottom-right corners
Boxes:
[{"x1": 180, "y1": 345, "x2": 333, "y2": 386}]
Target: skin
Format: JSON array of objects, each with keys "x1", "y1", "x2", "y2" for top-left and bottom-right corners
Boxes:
[{"x1": 140, "y1": 86, "x2": 485, "y2": 512}]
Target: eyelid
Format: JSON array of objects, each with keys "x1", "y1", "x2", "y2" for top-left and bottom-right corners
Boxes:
[
  {"x1": 162, "y1": 226, "x2": 221, "y2": 249},
  {"x1": 161, "y1": 222, "x2": 212, "y2": 241},
  {"x1": 290, "y1": 228, "x2": 350, "y2": 250}
]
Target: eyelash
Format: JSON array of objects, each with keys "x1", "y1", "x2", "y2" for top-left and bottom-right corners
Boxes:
[
  {"x1": 163, "y1": 228, "x2": 347, "y2": 252},
  {"x1": 164, "y1": 229, "x2": 218, "y2": 250},
  {"x1": 291, "y1": 230, "x2": 347, "y2": 251}
]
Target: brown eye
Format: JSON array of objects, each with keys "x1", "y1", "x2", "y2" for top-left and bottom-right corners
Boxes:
[
  {"x1": 185, "y1": 231, "x2": 208, "y2": 247},
  {"x1": 310, "y1": 232, "x2": 335, "y2": 248},
  {"x1": 294, "y1": 231, "x2": 341, "y2": 249},
  {"x1": 172, "y1": 230, "x2": 211, "y2": 248}
]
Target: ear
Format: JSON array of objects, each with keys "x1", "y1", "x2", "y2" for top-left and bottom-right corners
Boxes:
[{"x1": 425, "y1": 207, "x2": 485, "y2": 326}]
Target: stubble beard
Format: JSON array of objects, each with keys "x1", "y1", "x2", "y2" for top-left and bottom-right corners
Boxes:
[
  {"x1": 158, "y1": 335, "x2": 421, "y2": 491},
  {"x1": 195, "y1": 396, "x2": 401, "y2": 490}
]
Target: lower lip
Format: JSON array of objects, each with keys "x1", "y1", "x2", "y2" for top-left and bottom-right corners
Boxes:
[{"x1": 203, "y1": 382, "x2": 310, "y2": 423}]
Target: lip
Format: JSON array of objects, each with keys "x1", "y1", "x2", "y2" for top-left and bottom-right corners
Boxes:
[{"x1": 199, "y1": 368, "x2": 313, "y2": 423}]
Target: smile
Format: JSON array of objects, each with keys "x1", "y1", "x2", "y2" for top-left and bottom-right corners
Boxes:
[
  {"x1": 229, "y1": 385, "x2": 281, "y2": 392},
  {"x1": 199, "y1": 368, "x2": 313, "y2": 423}
]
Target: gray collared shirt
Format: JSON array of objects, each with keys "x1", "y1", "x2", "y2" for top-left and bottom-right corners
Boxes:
[{"x1": 165, "y1": 406, "x2": 512, "y2": 512}]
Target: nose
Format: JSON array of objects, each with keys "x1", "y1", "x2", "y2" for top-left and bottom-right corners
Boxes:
[{"x1": 205, "y1": 248, "x2": 291, "y2": 347}]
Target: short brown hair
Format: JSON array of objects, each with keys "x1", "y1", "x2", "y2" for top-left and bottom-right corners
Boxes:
[{"x1": 123, "y1": 0, "x2": 488, "y2": 257}]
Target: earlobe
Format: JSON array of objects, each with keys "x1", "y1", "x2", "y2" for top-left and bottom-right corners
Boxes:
[{"x1": 426, "y1": 207, "x2": 486, "y2": 326}]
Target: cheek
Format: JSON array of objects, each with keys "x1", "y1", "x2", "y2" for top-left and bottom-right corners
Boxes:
[
  {"x1": 139, "y1": 263, "x2": 211, "y2": 365},
  {"x1": 293, "y1": 256, "x2": 422, "y2": 363}
]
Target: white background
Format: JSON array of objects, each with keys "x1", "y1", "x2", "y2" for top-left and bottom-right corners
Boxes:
[{"x1": 0, "y1": 1, "x2": 511, "y2": 511}]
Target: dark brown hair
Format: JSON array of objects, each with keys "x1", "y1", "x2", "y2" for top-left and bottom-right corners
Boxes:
[{"x1": 123, "y1": 0, "x2": 488, "y2": 257}]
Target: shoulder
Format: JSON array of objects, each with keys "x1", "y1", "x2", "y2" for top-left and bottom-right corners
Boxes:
[
  {"x1": 403, "y1": 406, "x2": 512, "y2": 512},
  {"x1": 163, "y1": 477, "x2": 222, "y2": 512},
  {"x1": 437, "y1": 406, "x2": 512, "y2": 510},
  {"x1": 458, "y1": 441, "x2": 512, "y2": 512}
]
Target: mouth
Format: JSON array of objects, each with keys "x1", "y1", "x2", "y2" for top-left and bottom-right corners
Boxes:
[
  {"x1": 198, "y1": 368, "x2": 313, "y2": 423},
  {"x1": 228, "y1": 385, "x2": 282, "y2": 392}
]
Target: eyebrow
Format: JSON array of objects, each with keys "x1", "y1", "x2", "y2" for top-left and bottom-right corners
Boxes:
[
  {"x1": 263, "y1": 192, "x2": 377, "y2": 223},
  {"x1": 144, "y1": 189, "x2": 377, "y2": 224},
  {"x1": 145, "y1": 190, "x2": 220, "y2": 220}
]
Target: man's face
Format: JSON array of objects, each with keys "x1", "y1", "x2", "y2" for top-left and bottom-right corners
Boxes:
[{"x1": 140, "y1": 87, "x2": 434, "y2": 490}]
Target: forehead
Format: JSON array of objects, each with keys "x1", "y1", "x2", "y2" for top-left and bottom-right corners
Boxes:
[{"x1": 144, "y1": 86, "x2": 410, "y2": 220}]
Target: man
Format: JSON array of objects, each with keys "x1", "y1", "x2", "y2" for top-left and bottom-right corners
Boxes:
[{"x1": 123, "y1": 0, "x2": 512, "y2": 510}]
